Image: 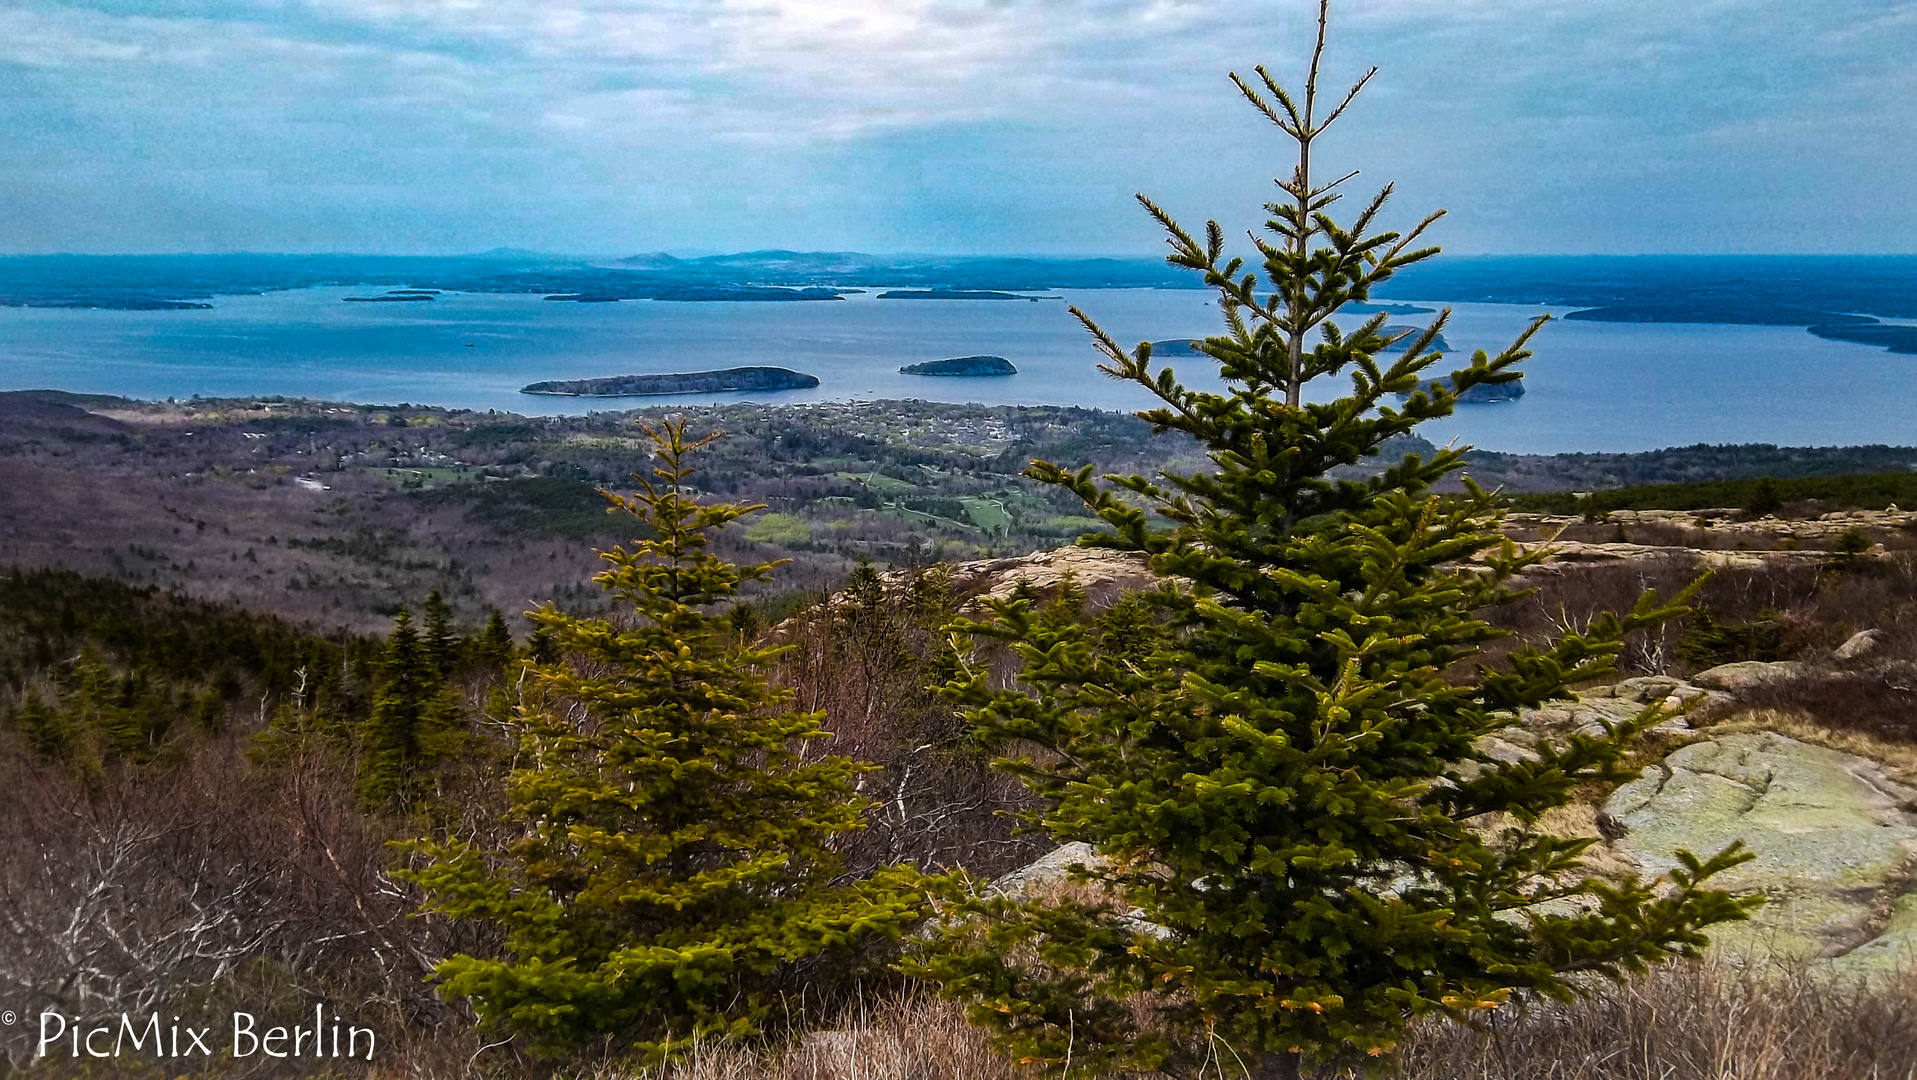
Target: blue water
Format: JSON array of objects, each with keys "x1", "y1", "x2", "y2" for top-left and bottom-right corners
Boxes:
[{"x1": 2, "y1": 285, "x2": 1915, "y2": 455}]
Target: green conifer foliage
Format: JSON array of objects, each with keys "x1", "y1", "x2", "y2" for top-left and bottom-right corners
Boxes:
[
  {"x1": 15, "y1": 690, "x2": 73, "y2": 761},
  {"x1": 398, "y1": 419, "x2": 930, "y2": 1060},
  {"x1": 912, "y1": 6, "x2": 1757, "y2": 1076},
  {"x1": 422, "y1": 589, "x2": 461, "y2": 678},
  {"x1": 356, "y1": 608, "x2": 464, "y2": 808},
  {"x1": 474, "y1": 608, "x2": 516, "y2": 671}
]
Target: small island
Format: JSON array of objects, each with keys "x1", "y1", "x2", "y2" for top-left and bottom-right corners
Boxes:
[
  {"x1": 344, "y1": 294, "x2": 433, "y2": 303},
  {"x1": 1382, "y1": 325, "x2": 1453, "y2": 353},
  {"x1": 521, "y1": 367, "x2": 821, "y2": 397},
  {"x1": 1808, "y1": 322, "x2": 1917, "y2": 356},
  {"x1": 1150, "y1": 339, "x2": 1205, "y2": 355},
  {"x1": 41, "y1": 298, "x2": 214, "y2": 310},
  {"x1": 898, "y1": 355, "x2": 1018, "y2": 377},
  {"x1": 1397, "y1": 374, "x2": 1525, "y2": 403},
  {"x1": 878, "y1": 290, "x2": 1043, "y2": 301},
  {"x1": 1345, "y1": 301, "x2": 1435, "y2": 315},
  {"x1": 1153, "y1": 329, "x2": 1453, "y2": 354}
]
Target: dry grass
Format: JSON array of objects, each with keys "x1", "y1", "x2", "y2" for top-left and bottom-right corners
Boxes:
[
  {"x1": 1399, "y1": 959, "x2": 1917, "y2": 1080},
  {"x1": 490, "y1": 960, "x2": 1917, "y2": 1080},
  {"x1": 1708, "y1": 707, "x2": 1917, "y2": 785},
  {"x1": 573, "y1": 991, "x2": 1028, "y2": 1080}
]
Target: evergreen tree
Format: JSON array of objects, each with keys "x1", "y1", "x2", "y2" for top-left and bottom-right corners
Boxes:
[
  {"x1": 913, "y1": 6, "x2": 1755, "y2": 1077},
  {"x1": 14, "y1": 690, "x2": 73, "y2": 761},
  {"x1": 356, "y1": 608, "x2": 463, "y2": 808},
  {"x1": 473, "y1": 607, "x2": 516, "y2": 671},
  {"x1": 1743, "y1": 477, "x2": 1784, "y2": 518},
  {"x1": 399, "y1": 419, "x2": 930, "y2": 1060},
  {"x1": 421, "y1": 589, "x2": 460, "y2": 677}
]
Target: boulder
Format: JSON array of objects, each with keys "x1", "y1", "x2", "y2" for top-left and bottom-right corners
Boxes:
[
  {"x1": 1834, "y1": 629, "x2": 1885, "y2": 662},
  {"x1": 990, "y1": 841, "x2": 1105, "y2": 895},
  {"x1": 1689, "y1": 660, "x2": 1808, "y2": 692},
  {"x1": 1604, "y1": 731, "x2": 1917, "y2": 974}
]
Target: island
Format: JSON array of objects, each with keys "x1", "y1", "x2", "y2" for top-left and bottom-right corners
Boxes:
[
  {"x1": 521, "y1": 367, "x2": 821, "y2": 397},
  {"x1": 898, "y1": 356, "x2": 1018, "y2": 377},
  {"x1": 1151, "y1": 329, "x2": 1453, "y2": 354},
  {"x1": 1382, "y1": 325, "x2": 1453, "y2": 353},
  {"x1": 36, "y1": 298, "x2": 214, "y2": 310},
  {"x1": 344, "y1": 294, "x2": 433, "y2": 303},
  {"x1": 877, "y1": 290, "x2": 1044, "y2": 301},
  {"x1": 1345, "y1": 301, "x2": 1435, "y2": 315},
  {"x1": 1808, "y1": 322, "x2": 1917, "y2": 356},
  {"x1": 1150, "y1": 339, "x2": 1206, "y2": 356},
  {"x1": 1398, "y1": 374, "x2": 1526, "y2": 403}
]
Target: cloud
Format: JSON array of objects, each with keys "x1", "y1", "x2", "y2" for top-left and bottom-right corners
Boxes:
[{"x1": 1, "y1": 1, "x2": 1913, "y2": 252}]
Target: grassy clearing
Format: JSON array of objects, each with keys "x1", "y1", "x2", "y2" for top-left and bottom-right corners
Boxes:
[
  {"x1": 836, "y1": 470, "x2": 917, "y2": 493},
  {"x1": 958, "y1": 496, "x2": 1012, "y2": 532}
]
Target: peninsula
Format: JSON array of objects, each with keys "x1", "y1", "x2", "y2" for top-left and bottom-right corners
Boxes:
[
  {"x1": 521, "y1": 367, "x2": 821, "y2": 397},
  {"x1": 899, "y1": 356, "x2": 1018, "y2": 377}
]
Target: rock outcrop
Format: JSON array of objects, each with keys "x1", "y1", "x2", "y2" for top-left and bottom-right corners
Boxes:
[{"x1": 1605, "y1": 732, "x2": 1917, "y2": 975}]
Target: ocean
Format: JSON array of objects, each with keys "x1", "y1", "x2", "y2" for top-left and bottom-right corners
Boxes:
[{"x1": 2, "y1": 283, "x2": 1914, "y2": 455}]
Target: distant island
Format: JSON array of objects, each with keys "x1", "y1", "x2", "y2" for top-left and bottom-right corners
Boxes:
[
  {"x1": 1563, "y1": 304, "x2": 1875, "y2": 326},
  {"x1": 1807, "y1": 323, "x2": 1917, "y2": 355},
  {"x1": 1150, "y1": 328, "x2": 1453, "y2": 355},
  {"x1": 29, "y1": 298, "x2": 214, "y2": 311},
  {"x1": 1345, "y1": 301, "x2": 1435, "y2": 315},
  {"x1": 521, "y1": 367, "x2": 821, "y2": 397},
  {"x1": 541, "y1": 286, "x2": 845, "y2": 303},
  {"x1": 1398, "y1": 374, "x2": 1526, "y2": 403},
  {"x1": 1150, "y1": 339, "x2": 1206, "y2": 356},
  {"x1": 877, "y1": 290, "x2": 1045, "y2": 301},
  {"x1": 344, "y1": 294, "x2": 433, "y2": 303},
  {"x1": 899, "y1": 356, "x2": 1018, "y2": 377},
  {"x1": 1382, "y1": 325, "x2": 1453, "y2": 353}
]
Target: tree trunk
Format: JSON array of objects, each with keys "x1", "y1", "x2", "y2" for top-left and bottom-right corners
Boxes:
[{"x1": 1249, "y1": 1050, "x2": 1303, "y2": 1080}]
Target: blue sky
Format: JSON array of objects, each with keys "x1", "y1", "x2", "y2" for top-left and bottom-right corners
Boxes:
[{"x1": 2, "y1": 0, "x2": 1912, "y2": 255}]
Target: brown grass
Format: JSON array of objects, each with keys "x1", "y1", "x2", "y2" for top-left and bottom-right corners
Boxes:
[
  {"x1": 476, "y1": 960, "x2": 1917, "y2": 1080},
  {"x1": 1398, "y1": 960, "x2": 1917, "y2": 1080}
]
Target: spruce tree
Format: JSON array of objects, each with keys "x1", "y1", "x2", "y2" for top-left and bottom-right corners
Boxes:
[
  {"x1": 357, "y1": 608, "x2": 464, "y2": 808},
  {"x1": 913, "y1": 6, "x2": 1756, "y2": 1077},
  {"x1": 473, "y1": 607, "x2": 516, "y2": 671},
  {"x1": 422, "y1": 589, "x2": 460, "y2": 677},
  {"x1": 399, "y1": 419, "x2": 930, "y2": 1060}
]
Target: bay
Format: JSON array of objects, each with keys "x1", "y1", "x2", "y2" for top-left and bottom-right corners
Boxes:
[{"x1": 2, "y1": 284, "x2": 1914, "y2": 454}]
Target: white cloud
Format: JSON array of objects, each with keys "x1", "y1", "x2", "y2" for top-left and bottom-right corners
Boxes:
[{"x1": 2, "y1": 0, "x2": 1913, "y2": 252}]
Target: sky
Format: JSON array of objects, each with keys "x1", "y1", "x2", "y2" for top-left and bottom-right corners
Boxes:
[{"x1": 2, "y1": 0, "x2": 1913, "y2": 256}]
